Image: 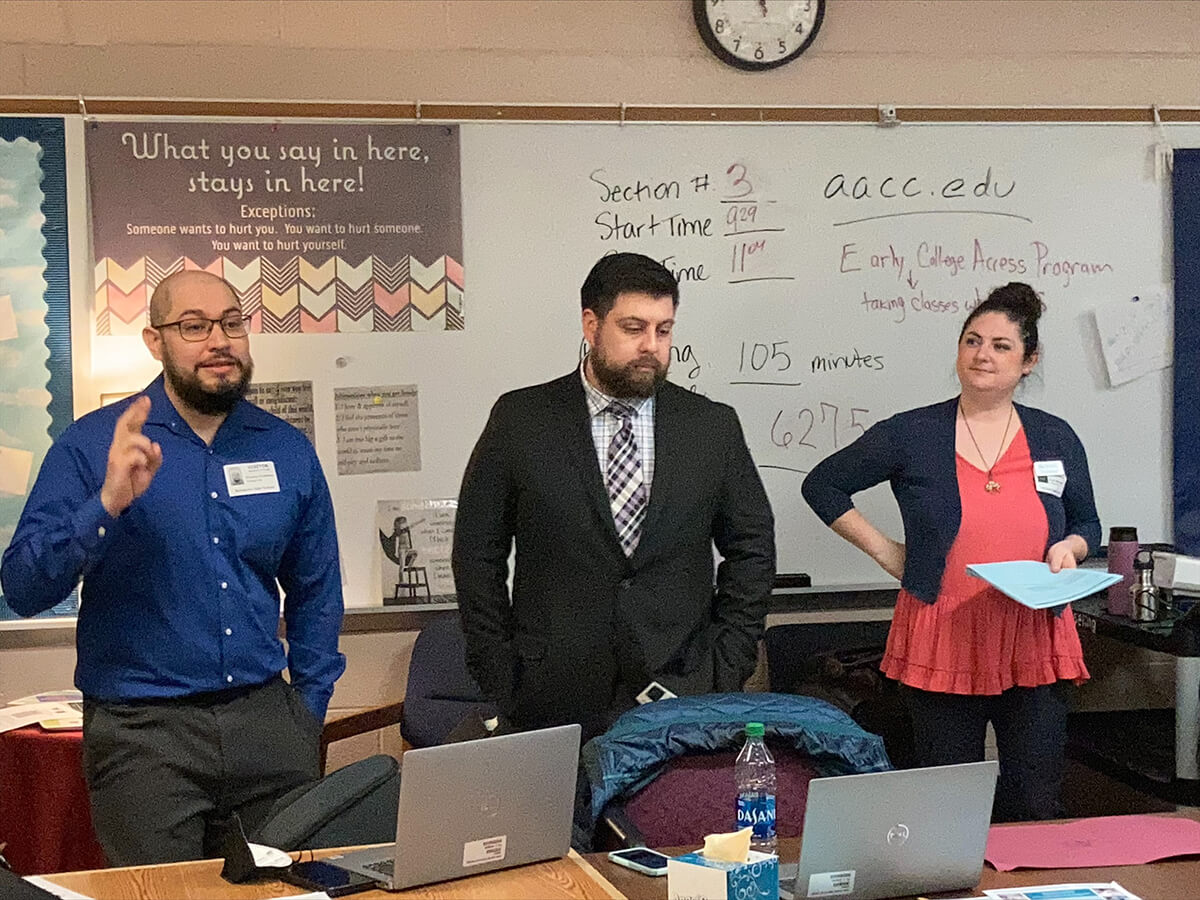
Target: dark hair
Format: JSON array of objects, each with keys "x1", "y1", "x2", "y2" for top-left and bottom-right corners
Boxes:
[
  {"x1": 580, "y1": 252, "x2": 679, "y2": 318},
  {"x1": 960, "y1": 282, "x2": 1042, "y2": 363}
]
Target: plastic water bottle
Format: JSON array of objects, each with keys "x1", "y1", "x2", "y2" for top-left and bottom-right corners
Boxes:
[{"x1": 735, "y1": 722, "x2": 777, "y2": 855}]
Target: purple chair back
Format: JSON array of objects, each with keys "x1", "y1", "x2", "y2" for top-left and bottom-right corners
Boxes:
[{"x1": 622, "y1": 744, "x2": 818, "y2": 848}]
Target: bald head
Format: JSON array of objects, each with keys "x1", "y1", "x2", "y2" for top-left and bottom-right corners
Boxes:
[{"x1": 149, "y1": 270, "x2": 238, "y2": 326}]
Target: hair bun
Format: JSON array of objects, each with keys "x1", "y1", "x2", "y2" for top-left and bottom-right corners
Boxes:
[{"x1": 1004, "y1": 282, "x2": 1043, "y2": 322}]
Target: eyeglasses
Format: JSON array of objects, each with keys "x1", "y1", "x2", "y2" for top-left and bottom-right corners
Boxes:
[{"x1": 152, "y1": 314, "x2": 249, "y2": 342}]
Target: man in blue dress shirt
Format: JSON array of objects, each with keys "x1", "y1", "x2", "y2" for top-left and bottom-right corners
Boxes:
[{"x1": 0, "y1": 270, "x2": 346, "y2": 864}]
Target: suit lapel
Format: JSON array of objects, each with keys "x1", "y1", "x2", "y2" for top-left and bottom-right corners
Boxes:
[{"x1": 552, "y1": 374, "x2": 624, "y2": 550}]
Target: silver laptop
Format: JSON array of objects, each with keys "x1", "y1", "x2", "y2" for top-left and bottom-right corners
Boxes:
[
  {"x1": 782, "y1": 760, "x2": 998, "y2": 900},
  {"x1": 328, "y1": 723, "x2": 581, "y2": 891}
]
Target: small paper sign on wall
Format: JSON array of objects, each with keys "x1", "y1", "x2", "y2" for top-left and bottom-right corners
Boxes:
[{"x1": 1094, "y1": 289, "x2": 1173, "y2": 387}]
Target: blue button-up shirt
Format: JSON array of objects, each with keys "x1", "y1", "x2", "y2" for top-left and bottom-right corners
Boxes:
[{"x1": 0, "y1": 376, "x2": 346, "y2": 719}]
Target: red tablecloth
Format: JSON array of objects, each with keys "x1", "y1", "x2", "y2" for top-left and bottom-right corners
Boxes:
[{"x1": 0, "y1": 726, "x2": 107, "y2": 875}]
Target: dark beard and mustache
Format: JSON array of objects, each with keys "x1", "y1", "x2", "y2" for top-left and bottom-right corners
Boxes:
[
  {"x1": 588, "y1": 349, "x2": 669, "y2": 399},
  {"x1": 165, "y1": 355, "x2": 253, "y2": 415}
]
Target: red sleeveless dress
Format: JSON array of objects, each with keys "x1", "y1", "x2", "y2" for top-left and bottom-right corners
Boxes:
[{"x1": 880, "y1": 429, "x2": 1089, "y2": 695}]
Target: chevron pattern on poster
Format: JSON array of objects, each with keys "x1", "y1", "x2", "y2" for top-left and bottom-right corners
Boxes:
[
  {"x1": 146, "y1": 257, "x2": 184, "y2": 290},
  {"x1": 224, "y1": 258, "x2": 262, "y2": 294},
  {"x1": 410, "y1": 282, "x2": 445, "y2": 320},
  {"x1": 237, "y1": 284, "x2": 263, "y2": 328},
  {"x1": 260, "y1": 257, "x2": 300, "y2": 293},
  {"x1": 338, "y1": 307, "x2": 374, "y2": 332},
  {"x1": 336, "y1": 282, "x2": 373, "y2": 320},
  {"x1": 410, "y1": 256, "x2": 445, "y2": 291},
  {"x1": 262, "y1": 286, "x2": 300, "y2": 320},
  {"x1": 372, "y1": 256, "x2": 410, "y2": 292},
  {"x1": 300, "y1": 307, "x2": 338, "y2": 333},
  {"x1": 91, "y1": 255, "x2": 465, "y2": 334},
  {"x1": 374, "y1": 283, "x2": 410, "y2": 318},
  {"x1": 260, "y1": 306, "x2": 301, "y2": 334},
  {"x1": 337, "y1": 256, "x2": 372, "y2": 290},
  {"x1": 446, "y1": 284, "x2": 465, "y2": 331},
  {"x1": 445, "y1": 256, "x2": 465, "y2": 290},
  {"x1": 300, "y1": 283, "x2": 337, "y2": 319},
  {"x1": 374, "y1": 306, "x2": 409, "y2": 332},
  {"x1": 106, "y1": 259, "x2": 146, "y2": 295},
  {"x1": 300, "y1": 257, "x2": 337, "y2": 291},
  {"x1": 105, "y1": 283, "x2": 148, "y2": 325}
]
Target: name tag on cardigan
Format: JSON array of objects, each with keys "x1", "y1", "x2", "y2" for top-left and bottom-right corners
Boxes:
[
  {"x1": 223, "y1": 461, "x2": 281, "y2": 496},
  {"x1": 1033, "y1": 459, "x2": 1066, "y2": 497}
]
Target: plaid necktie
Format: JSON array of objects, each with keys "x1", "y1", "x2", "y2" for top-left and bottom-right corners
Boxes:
[{"x1": 606, "y1": 401, "x2": 648, "y2": 556}]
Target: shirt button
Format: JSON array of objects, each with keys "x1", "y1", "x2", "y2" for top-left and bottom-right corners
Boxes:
[
  {"x1": 226, "y1": 675, "x2": 233, "y2": 683},
  {"x1": 97, "y1": 526, "x2": 106, "y2": 538},
  {"x1": 212, "y1": 536, "x2": 220, "y2": 544},
  {"x1": 221, "y1": 582, "x2": 228, "y2": 590},
  {"x1": 225, "y1": 628, "x2": 232, "y2": 636},
  {"x1": 210, "y1": 491, "x2": 218, "y2": 499}
]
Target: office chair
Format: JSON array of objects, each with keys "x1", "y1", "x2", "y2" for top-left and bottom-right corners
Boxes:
[
  {"x1": 317, "y1": 614, "x2": 496, "y2": 772},
  {"x1": 603, "y1": 745, "x2": 821, "y2": 849},
  {"x1": 765, "y1": 622, "x2": 915, "y2": 768}
]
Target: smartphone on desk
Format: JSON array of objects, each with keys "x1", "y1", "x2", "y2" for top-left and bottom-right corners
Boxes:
[
  {"x1": 281, "y1": 859, "x2": 378, "y2": 896},
  {"x1": 607, "y1": 847, "x2": 671, "y2": 876}
]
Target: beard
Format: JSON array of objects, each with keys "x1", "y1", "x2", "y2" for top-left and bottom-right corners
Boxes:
[
  {"x1": 163, "y1": 353, "x2": 253, "y2": 416},
  {"x1": 588, "y1": 346, "x2": 669, "y2": 399}
]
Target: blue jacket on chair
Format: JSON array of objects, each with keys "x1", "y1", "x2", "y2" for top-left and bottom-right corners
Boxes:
[{"x1": 578, "y1": 692, "x2": 892, "y2": 836}]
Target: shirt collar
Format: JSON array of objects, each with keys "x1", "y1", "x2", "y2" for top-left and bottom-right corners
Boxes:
[
  {"x1": 578, "y1": 358, "x2": 653, "y2": 418},
  {"x1": 141, "y1": 374, "x2": 271, "y2": 433}
]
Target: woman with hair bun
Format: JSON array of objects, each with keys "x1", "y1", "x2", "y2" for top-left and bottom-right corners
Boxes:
[{"x1": 802, "y1": 282, "x2": 1100, "y2": 821}]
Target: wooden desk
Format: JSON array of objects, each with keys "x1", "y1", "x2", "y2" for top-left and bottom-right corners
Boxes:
[
  {"x1": 591, "y1": 812, "x2": 1200, "y2": 900},
  {"x1": 39, "y1": 849, "x2": 625, "y2": 899}
]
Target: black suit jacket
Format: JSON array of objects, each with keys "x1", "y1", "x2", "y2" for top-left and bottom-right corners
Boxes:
[{"x1": 452, "y1": 372, "x2": 776, "y2": 735}]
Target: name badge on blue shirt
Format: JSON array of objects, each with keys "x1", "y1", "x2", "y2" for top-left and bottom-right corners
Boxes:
[
  {"x1": 1033, "y1": 459, "x2": 1066, "y2": 498},
  {"x1": 224, "y1": 461, "x2": 281, "y2": 497}
]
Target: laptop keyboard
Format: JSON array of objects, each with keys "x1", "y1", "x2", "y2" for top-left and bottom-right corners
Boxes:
[{"x1": 362, "y1": 858, "x2": 394, "y2": 878}]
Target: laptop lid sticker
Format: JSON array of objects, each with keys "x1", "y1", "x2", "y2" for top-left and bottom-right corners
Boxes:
[
  {"x1": 808, "y1": 869, "x2": 855, "y2": 897},
  {"x1": 463, "y1": 835, "x2": 507, "y2": 868}
]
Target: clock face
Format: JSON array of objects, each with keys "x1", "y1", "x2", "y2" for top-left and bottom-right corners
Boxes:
[{"x1": 694, "y1": 0, "x2": 825, "y2": 71}]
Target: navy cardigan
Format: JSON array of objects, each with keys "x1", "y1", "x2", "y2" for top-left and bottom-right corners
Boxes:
[{"x1": 801, "y1": 397, "x2": 1101, "y2": 604}]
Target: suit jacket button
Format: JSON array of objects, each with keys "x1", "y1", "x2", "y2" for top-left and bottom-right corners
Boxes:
[{"x1": 619, "y1": 579, "x2": 632, "y2": 590}]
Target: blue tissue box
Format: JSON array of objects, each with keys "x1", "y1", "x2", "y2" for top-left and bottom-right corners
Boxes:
[{"x1": 667, "y1": 850, "x2": 779, "y2": 900}]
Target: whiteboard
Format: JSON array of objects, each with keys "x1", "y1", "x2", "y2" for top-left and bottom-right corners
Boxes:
[{"x1": 69, "y1": 121, "x2": 1196, "y2": 602}]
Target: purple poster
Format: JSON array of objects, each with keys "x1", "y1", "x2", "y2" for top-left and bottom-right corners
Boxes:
[{"x1": 87, "y1": 121, "x2": 463, "y2": 335}]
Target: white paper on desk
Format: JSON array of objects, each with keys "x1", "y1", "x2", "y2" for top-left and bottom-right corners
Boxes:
[
  {"x1": 1093, "y1": 290, "x2": 1173, "y2": 387},
  {"x1": 966, "y1": 561, "x2": 1122, "y2": 609},
  {"x1": 247, "y1": 842, "x2": 292, "y2": 868},
  {"x1": 0, "y1": 702, "x2": 80, "y2": 734},
  {"x1": 262, "y1": 894, "x2": 330, "y2": 899},
  {"x1": 983, "y1": 882, "x2": 1141, "y2": 900},
  {"x1": 0, "y1": 445, "x2": 34, "y2": 496},
  {"x1": 0, "y1": 294, "x2": 17, "y2": 341},
  {"x1": 22, "y1": 875, "x2": 95, "y2": 899},
  {"x1": 7, "y1": 689, "x2": 83, "y2": 705}
]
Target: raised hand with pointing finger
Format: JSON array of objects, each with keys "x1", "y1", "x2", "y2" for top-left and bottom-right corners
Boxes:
[{"x1": 99, "y1": 395, "x2": 163, "y2": 517}]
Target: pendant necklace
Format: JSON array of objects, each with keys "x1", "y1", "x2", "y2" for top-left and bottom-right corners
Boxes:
[{"x1": 960, "y1": 401, "x2": 1014, "y2": 493}]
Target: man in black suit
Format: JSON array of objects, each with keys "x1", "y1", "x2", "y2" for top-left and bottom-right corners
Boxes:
[{"x1": 453, "y1": 253, "x2": 775, "y2": 739}]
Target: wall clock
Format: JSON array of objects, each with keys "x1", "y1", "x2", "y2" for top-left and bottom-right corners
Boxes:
[{"x1": 693, "y1": 0, "x2": 825, "y2": 71}]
